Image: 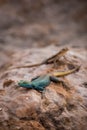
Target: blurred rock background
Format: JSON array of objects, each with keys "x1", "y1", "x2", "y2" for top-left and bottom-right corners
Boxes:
[{"x1": 0, "y1": 0, "x2": 87, "y2": 67}]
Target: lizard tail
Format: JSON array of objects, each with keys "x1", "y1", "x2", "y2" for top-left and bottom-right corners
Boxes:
[
  {"x1": 9, "y1": 63, "x2": 43, "y2": 69},
  {"x1": 53, "y1": 65, "x2": 80, "y2": 77}
]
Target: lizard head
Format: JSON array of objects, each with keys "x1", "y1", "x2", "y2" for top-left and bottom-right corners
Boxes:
[{"x1": 18, "y1": 80, "x2": 32, "y2": 88}]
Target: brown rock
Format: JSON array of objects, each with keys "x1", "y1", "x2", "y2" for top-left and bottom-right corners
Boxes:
[{"x1": 0, "y1": 47, "x2": 87, "y2": 130}]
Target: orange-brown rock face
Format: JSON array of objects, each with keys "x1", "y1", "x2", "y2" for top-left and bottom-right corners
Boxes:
[{"x1": 0, "y1": 47, "x2": 87, "y2": 130}]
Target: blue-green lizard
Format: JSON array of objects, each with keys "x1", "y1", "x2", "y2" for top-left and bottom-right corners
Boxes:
[{"x1": 18, "y1": 66, "x2": 80, "y2": 91}]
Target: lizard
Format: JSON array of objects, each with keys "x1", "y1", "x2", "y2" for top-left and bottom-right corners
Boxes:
[
  {"x1": 11, "y1": 48, "x2": 69, "y2": 69},
  {"x1": 18, "y1": 65, "x2": 80, "y2": 91}
]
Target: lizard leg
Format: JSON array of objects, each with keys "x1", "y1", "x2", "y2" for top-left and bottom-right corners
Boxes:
[
  {"x1": 41, "y1": 89, "x2": 46, "y2": 99},
  {"x1": 57, "y1": 79, "x2": 70, "y2": 90},
  {"x1": 50, "y1": 76, "x2": 59, "y2": 83},
  {"x1": 50, "y1": 76, "x2": 70, "y2": 90},
  {"x1": 54, "y1": 58, "x2": 59, "y2": 68},
  {"x1": 35, "y1": 88, "x2": 46, "y2": 99},
  {"x1": 59, "y1": 80, "x2": 70, "y2": 90}
]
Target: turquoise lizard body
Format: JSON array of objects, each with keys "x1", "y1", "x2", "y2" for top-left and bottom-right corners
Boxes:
[
  {"x1": 18, "y1": 75, "x2": 59, "y2": 91},
  {"x1": 18, "y1": 66, "x2": 80, "y2": 91}
]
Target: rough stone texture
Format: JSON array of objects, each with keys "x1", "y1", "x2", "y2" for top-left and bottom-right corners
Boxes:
[
  {"x1": 0, "y1": 46, "x2": 87, "y2": 130},
  {"x1": 0, "y1": 0, "x2": 87, "y2": 130}
]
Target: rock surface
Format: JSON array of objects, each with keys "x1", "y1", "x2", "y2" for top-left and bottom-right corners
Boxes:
[
  {"x1": 0, "y1": 46, "x2": 87, "y2": 130},
  {"x1": 0, "y1": 0, "x2": 87, "y2": 130}
]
